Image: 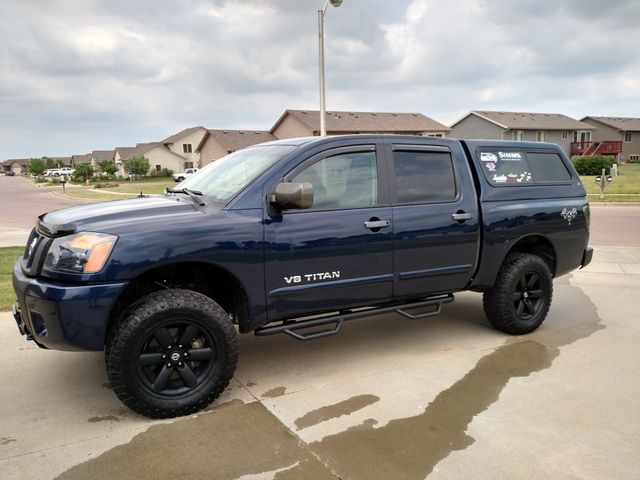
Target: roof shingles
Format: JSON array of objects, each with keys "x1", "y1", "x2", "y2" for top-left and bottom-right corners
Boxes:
[
  {"x1": 274, "y1": 109, "x2": 450, "y2": 134},
  {"x1": 467, "y1": 111, "x2": 594, "y2": 131},
  {"x1": 582, "y1": 116, "x2": 640, "y2": 132},
  {"x1": 205, "y1": 129, "x2": 276, "y2": 152}
]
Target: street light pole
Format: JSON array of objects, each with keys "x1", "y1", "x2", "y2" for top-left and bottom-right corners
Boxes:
[{"x1": 318, "y1": 0, "x2": 343, "y2": 137}]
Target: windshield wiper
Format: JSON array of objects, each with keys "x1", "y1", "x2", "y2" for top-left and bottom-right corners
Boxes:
[{"x1": 166, "y1": 187, "x2": 206, "y2": 206}]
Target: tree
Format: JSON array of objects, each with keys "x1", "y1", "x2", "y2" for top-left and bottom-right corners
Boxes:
[
  {"x1": 44, "y1": 157, "x2": 57, "y2": 169},
  {"x1": 124, "y1": 156, "x2": 150, "y2": 176},
  {"x1": 27, "y1": 158, "x2": 46, "y2": 176},
  {"x1": 73, "y1": 164, "x2": 94, "y2": 182},
  {"x1": 98, "y1": 159, "x2": 118, "y2": 177}
]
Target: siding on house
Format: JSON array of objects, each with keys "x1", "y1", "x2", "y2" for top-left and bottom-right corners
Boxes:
[
  {"x1": 161, "y1": 126, "x2": 207, "y2": 168},
  {"x1": 272, "y1": 114, "x2": 313, "y2": 139},
  {"x1": 198, "y1": 130, "x2": 276, "y2": 166},
  {"x1": 581, "y1": 117, "x2": 640, "y2": 162},
  {"x1": 450, "y1": 111, "x2": 594, "y2": 156},
  {"x1": 448, "y1": 114, "x2": 505, "y2": 140},
  {"x1": 115, "y1": 143, "x2": 185, "y2": 175}
]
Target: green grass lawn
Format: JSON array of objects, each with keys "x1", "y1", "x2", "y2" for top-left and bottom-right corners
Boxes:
[
  {"x1": 0, "y1": 247, "x2": 23, "y2": 311},
  {"x1": 60, "y1": 180, "x2": 175, "y2": 201},
  {"x1": 580, "y1": 163, "x2": 640, "y2": 201}
]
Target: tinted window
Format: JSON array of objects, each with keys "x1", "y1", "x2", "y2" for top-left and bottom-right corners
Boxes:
[
  {"x1": 393, "y1": 151, "x2": 456, "y2": 203},
  {"x1": 478, "y1": 149, "x2": 571, "y2": 185},
  {"x1": 526, "y1": 152, "x2": 571, "y2": 182},
  {"x1": 290, "y1": 151, "x2": 377, "y2": 210}
]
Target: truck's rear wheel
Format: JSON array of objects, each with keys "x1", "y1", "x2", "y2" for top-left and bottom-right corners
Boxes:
[
  {"x1": 106, "y1": 289, "x2": 238, "y2": 418},
  {"x1": 483, "y1": 253, "x2": 553, "y2": 335}
]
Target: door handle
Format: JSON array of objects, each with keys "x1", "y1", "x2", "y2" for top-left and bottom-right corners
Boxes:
[
  {"x1": 364, "y1": 220, "x2": 391, "y2": 230},
  {"x1": 452, "y1": 212, "x2": 473, "y2": 222}
]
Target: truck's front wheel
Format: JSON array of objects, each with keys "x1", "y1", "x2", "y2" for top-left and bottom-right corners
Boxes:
[
  {"x1": 106, "y1": 289, "x2": 238, "y2": 418},
  {"x1": 483, "y1": 253, "x2": 553, "y2": 335}
]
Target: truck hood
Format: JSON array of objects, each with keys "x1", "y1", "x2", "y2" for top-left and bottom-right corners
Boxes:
[{"x1": 38, "y1": 196, "x2": 207, "y2": 236}]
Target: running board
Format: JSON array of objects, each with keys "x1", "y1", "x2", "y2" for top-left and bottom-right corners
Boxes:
[{"x1": 254, "y1": 294, "x2": 454, "y2": 341}]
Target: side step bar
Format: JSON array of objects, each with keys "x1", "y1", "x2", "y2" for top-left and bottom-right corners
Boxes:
[{"x1": 254, "y1": 294, "x2": 454, "y2": 341}]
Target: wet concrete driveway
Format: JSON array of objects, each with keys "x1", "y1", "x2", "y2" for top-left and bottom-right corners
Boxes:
[{"x1": 1, "y1": 263, "x2": 639, "y2": 479}]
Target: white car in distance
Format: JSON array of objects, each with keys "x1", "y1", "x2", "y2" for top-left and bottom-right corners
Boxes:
[{"x1": 172, "y1": 168, "x2": 198, "y2": 182}]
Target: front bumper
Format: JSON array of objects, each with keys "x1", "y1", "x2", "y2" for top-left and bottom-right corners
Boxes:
[
  {"x1": 580, "y1": 246, "x2": 594, "y2": 269},
  {"x1": 12, "y1": 259, "x2": 128, "y2": 351}
]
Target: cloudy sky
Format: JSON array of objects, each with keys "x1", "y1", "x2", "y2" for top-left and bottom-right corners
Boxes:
[{"x1": 1, "y1": 0, "x2": 638, "y2": 159}]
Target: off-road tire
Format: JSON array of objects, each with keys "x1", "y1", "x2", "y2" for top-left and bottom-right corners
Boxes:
[
  {"x1": 483, "y1": 253, "x2": 553, "y2": 335},
  {"x1": 106, "y1": 289, "x2": 238, "y2": 418}
]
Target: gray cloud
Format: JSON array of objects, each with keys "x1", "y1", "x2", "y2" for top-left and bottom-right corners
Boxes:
[{"x1": 0, "y1": 0, "x2": 638, "y2": 159}]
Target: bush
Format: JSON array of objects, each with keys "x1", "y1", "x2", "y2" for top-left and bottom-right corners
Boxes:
[
  {"x1": 72, "y1": 164, "x2": 95, "y2": 182},
  {"x1": 27, "y1": 158, "x2": 46, "y2": 176},
  {"x1": 94, "y1": 182, "x2": 119, "y2": 189},
  {"x1": 150, "y1": 168, "x2": 173, "y2": 178},
  {"x1": 34, "y1": 176, "x2": 47, "y2": 183},
  {"x1": 572, "y1": 156, "x2": 615, "y2": 176},
  {"x1": 124, "y1": 156, "x2": 150, "y2": 176},
  {"x1": 50, "y1": 177, "x2": 60, "y2": 184}
]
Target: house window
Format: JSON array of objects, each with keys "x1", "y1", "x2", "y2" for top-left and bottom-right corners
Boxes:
[
  {"x1": 155, "y1": 164, "x2": 161, "y2": 172},
  {"x1": 427, "y1": 133, "x2": 443, "y2": 138},
  {"x1": 183, "y1": 144, "x2": 193, "y2": 153},
  {"x1": 629, "y1": 154, "x2": 639, "y2": 162},
  {"x1": 580, "y1": 131, "x2": 591, "y2": 143},
  {"x1": 184, "y1": 162, "x2": 194, "y2": 169},
  {"x1": 562, "y1": 131, "x2": 568, "y2": 139},
  {"x1": 512, "y1": 130, "x2": 524, "y2": 141},
  {"x1": 536, "y1": 131, "x2": 547, "y2": 142},
  {"x1": 624, "y1": 132, "x2": 632, "y2": 143}
]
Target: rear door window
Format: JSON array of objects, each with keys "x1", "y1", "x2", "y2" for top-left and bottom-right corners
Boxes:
[{"x1": 392, "y1": 150, "x2": 457, "y2": 203}]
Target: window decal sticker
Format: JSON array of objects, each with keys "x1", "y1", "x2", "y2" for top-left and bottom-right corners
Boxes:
[{"x1": 481, "y1": 152, "x2": 498, "y2": 162}]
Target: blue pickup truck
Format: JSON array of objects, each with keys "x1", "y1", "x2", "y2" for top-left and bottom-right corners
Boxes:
[{"x1": 12, "y1": 135, "x2": 592, "y2": 417}]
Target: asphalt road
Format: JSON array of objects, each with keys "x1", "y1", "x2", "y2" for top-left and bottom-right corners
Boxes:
[
  {"x1": 588, "y1": 203, "x2": 640, "y2": 246},
  {"x1": 0, "y1": 175, "x2": 89, "y2": 229}
]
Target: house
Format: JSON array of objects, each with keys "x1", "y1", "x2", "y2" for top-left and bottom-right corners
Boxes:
[
  {"x1": 270, "y1": 109, "x2": 450, "y2": 139},
  {"x1": 197, "y1": 130, "x2": 276, "y2": 166},
  {"x1": 114, "y1": 142, "x2": 186, "y2": 175},
  {"x1": 160, "y1": 126, "x2": 208, "y2": 169},
  {"x1": 51, "y1": 156, "x2": 72, "y2": 167},
  {"x1": 449, "y1": 111, "x2": 595, "y2": 156},
  {"x1": 71, "y1": 154, "x2": 92, "y2": 166},
  {"x1": 91, "y1": 150, "x2": 115, "y2": 166},
  {"x1": 580, "y1": 117, "x2": 640, "y2": 162},
  {"x1": 2, "y1": 158, "x2": 29, "y2": 174}
]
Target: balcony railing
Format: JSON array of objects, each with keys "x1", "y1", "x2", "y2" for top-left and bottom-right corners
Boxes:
[{"x1": 571, "y1": 141, "x2": 623, "y2": 156}]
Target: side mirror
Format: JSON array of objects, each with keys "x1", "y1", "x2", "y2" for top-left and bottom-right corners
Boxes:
[{"x1": 271, "y1": 182, "x2": 313, "y2": 210}]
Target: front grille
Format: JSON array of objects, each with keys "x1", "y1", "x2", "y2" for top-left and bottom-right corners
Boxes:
[{"x1": 21, "y1": 229, "x2": 52, "y2": 276}]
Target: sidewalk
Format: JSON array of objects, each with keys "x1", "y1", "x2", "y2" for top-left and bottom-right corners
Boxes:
[
  {"x1": 0, "y1": 228, "x2": 30, "y2": 247},
  {"x1": 582, "y1": 245, "x2": 640, "y2": 275}
]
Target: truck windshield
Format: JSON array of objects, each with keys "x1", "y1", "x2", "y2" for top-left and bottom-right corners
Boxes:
[{"x1": 176, "y1": 144, "x2": 296, "y2": 202}]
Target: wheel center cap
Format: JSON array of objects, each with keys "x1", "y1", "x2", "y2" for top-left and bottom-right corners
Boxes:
[
  {"x1": 523, "y1": 292, "x2": 529, "y2": 299},
  {"x1": 170, "y1": 352, "x2": 181, "y2": 362}
]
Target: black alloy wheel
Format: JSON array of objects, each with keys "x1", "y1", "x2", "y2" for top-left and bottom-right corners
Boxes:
[
  {"x1": 512, "y1": 271, "x2": 545, "y2": 320},
  {"x1": 137, "y1": 322, "x2": 216, "y2": 396}
]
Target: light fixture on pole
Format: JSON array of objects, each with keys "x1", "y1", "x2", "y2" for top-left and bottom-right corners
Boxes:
[{"x1": 318, "y1": 0, "x2": 343, "y2": 137}]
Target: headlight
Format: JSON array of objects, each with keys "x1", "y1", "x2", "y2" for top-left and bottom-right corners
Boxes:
[{"x1": 44, "y1": 232, "x2": 118, "y2": 274}]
